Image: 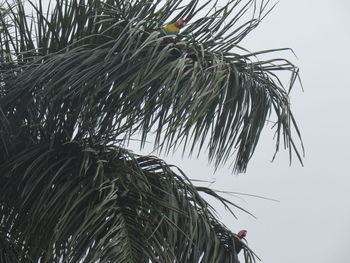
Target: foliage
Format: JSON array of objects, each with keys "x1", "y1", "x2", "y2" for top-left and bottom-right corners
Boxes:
[
  {"x1": 0, "y1": 0, "x2": 303, "y2": 173},
  {"x1": 0, "y1": 143, "x2": 256, "y2": 262},
  {"x1": 0, "y1": 0, "x2": 302, "y2": 262}
]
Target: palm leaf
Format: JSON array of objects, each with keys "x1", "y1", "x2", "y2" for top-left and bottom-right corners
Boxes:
[
  {"x1": 0, "y1": 142, "x2": 256, "y2": 262},
  {"x1": 0, "y1": 0, "x2": 303, "y2": 262},
  {"x1": 0, "y1": 0, "x2": 303, "y2": 173}
]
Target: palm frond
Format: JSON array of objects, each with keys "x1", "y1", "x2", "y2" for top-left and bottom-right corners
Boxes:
[
  {"x1": 0, "y1": 0, "x2": 303, "y2": 173},
  {"x1": 0, "y1": 0, "x2": 304, "y2": 261},
  {"x1": 0, "y1": 142, "x2": 256, "y2": 262}
]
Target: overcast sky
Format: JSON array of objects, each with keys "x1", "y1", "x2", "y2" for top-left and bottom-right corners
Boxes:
[{"x1": 130, "y1": 0, "x2": 350, "y2": 262}]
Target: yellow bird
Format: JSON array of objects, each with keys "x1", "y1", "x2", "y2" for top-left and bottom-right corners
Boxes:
[{"x1": 162, "y1": 19, "x2": 186, "y2": 35}]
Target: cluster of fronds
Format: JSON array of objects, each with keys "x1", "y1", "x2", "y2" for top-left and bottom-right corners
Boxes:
[
  {"x1": 0, "y1": 142, "x2": 256, "y2": 262},
  {"x1": 0, "y1": 0, "x2": 302, "y2": 262},
  {"x1": 0, "y1": 0, "x2": 302, "y2": 173}
]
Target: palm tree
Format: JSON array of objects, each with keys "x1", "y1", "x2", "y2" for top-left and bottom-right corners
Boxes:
[{"x1": 0, "y1": 0, "x2": 302, "y2": 262}]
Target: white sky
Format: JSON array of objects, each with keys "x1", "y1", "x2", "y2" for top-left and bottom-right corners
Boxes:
[{"x1": 130, "y1": 0, "x2": 350, "y2": 262}]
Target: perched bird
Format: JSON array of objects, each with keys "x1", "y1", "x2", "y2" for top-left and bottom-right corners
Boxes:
[
  {"x1": 234, "y1": 230, "x2": 247, "y2": 254},
  {"x1": 237, "y1": 230, "x2": 247, "y2": 239},
  {"x1": 162, "y1": 19, "x2": 186, "y2": 35}
]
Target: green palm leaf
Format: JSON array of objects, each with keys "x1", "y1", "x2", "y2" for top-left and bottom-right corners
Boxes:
[
  {"x1": 0, "y1": 142, "x2": 256, "y2": 262},
  {"x1": 0, "y1": 0, "x2": 303, "y2": 262},
  {"x1": 0, "y1": 0, "x2": 302, "y2": 173}
]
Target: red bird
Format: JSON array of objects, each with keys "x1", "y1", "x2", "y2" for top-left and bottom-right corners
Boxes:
[
  {"x1": 234, "y1": 230, "x2": 247, "y2": 254},
  {"x1": 237, "y1": 230, "x2": 247, "y2": 239}
]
